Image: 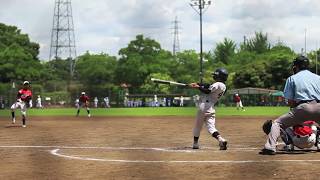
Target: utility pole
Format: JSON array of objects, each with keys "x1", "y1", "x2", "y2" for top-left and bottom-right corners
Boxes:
[
  {"x1": 316, "y1": 42, "x2": 319, "y2": 75},
  {"x1": 49, "y1": 0, "x2": 77, "y2": 77},
  {"x1": 190, "y1": 0, "x2": 211, "y2": 83},
  {"x1": 304, "y1": 28, "x2": 307, "y2": 56},
  {"x1": 172, "y1": 16, "x2": 181, "y2": 57}
]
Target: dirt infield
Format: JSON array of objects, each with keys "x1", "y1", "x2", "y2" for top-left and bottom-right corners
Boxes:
[{"x1": 1, "y1": 115, "x2": 320, "y2": 180}]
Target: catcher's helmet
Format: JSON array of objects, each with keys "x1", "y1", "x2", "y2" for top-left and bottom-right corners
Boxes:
[
  {"x1": 293, "y1": 55, "x2": 309, "y2": 72},
  {"x1": 262, "y1": 119, "x2": 273, "y2": 135},
  {"x1": 212, "y1": 68, "x2": 228, "y2": 82}
]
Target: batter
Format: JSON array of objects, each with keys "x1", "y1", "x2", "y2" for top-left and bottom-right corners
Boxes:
[{"x1": 189, "y1": 68, "x2": 229, "y2": 150}]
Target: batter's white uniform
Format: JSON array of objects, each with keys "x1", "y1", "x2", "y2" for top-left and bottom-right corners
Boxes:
[{"x1": 193, "y1": 82, "x2": 226, "y2": 137}]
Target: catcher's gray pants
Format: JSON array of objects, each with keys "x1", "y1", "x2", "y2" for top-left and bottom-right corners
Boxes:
[{"x1": 265, "y1": 101, "x2": 320, "y2": 151}]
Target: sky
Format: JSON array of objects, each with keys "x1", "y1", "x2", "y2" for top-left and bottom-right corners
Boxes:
[{"x1": 1, "y1": 0, "x2": 320, "y2": 60}]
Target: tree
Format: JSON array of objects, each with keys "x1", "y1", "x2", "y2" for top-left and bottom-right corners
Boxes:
[
  {"x1": 0, "y1": 23, "x2": 39, "y2": 60},
  {"x1": 42, "y1": 58, "x2": 71, "y2": 81},
  {"x1": 233, "y1": 62, "x2": 269, "y2": 88},
  {"x1": 0, "y1": 44, "x2": 42, "y2": 83},
  {"x1": 0, "y1": 23, "x2": 42, "y2": 83},
  {"x1": 211, "y1": 38, "x2": 236, "y2": 65},
  {"x1": 240, "y1": 31, "x2": 270, "y2": 54},
  {"x1": 75, "y1": 52, "x2": 117, "y2": 85},
  {"x1": 140, "y1": 73, "x2": 173, "y2": 94},
  {"x1": 170, "y1": 50, "x2": 200, "y2": 83},
  {"x1": 265, "y1": 45, "x2": 296, "y2": 89},
  {"x1": 115, "y1": 35, "x2": 173, "y2": 93}
]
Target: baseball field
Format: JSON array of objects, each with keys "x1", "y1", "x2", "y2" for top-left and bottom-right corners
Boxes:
[{"x1": 1, "y1": 107, "x2": 320, "y2": 180}]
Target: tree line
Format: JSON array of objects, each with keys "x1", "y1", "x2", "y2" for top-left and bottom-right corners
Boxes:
[{"x1": 0, "y1": 22, "x2": 319, "y2": 105}]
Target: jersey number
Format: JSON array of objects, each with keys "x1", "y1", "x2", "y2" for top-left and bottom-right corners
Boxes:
[{"x1": 218, "y1": 92, "x2": 224, "y2": 99}]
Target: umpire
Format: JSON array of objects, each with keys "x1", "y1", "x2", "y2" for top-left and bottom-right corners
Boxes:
[{"x1": 260, "y1": 55, "x2": 320, "y2": 155}]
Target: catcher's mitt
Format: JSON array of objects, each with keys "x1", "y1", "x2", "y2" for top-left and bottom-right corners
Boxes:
[{"x1": 262, "y1": 119, "x2": 273, "y2": 135}]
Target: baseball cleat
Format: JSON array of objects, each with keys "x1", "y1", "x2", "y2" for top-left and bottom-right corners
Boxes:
[
  {"x1": 219, "y1": 140, "x2": 228, "y2": 150},
  {"x1": 259, "y1": 148, "x2": 276, "y2": 155},
  {"x1": 282, "y1": 144, "x2": 294, "y2": 152},
  {"x1": 192, "y1": 142, "x2": 199, "y2": 149},
  {"x1": 22, "y1": 125, "x2": 26, "y2": 128},
  {"x1": 88, "y1": 114, "x2": 91, "y2": 118},
  {"x1": 12, "y1": 118, "x2": 16, "y2": 124}
]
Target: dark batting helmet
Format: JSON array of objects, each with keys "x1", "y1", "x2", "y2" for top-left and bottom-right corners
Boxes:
[
  {"x1": 262, "y1": 119, "x2": 273, "y2": 135},
  {"x1": 212, "y1": 68, "x2": 228, "y2": 82},
  {"x1": 292, "y1": 55, "x2": 309, "y2": 73}
]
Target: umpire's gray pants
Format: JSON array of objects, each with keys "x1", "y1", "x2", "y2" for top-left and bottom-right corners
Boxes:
[{"x1": 264, "y1": 101, "x2": 320, "y2": 151}]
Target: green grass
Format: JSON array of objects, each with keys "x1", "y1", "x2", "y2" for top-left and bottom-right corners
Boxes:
[{"x1": 0, "y1": 106, "x2": 290, "y2": 117}]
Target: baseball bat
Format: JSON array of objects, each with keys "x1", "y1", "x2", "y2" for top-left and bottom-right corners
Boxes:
[{"x1": 151, "y1": 78, "x2": 188, "y2": 87}]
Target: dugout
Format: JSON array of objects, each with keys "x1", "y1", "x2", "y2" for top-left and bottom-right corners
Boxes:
[{"x1": 223, "y1": 87, "x2": 282, "y2": 106}]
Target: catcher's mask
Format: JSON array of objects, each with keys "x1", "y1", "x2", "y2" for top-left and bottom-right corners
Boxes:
[
  {"x1": 262, "y1": 119, "x2": 273, "y2": 135},
  {"x1": 212, "y1": 68, "x2": 228, "y2": 82}
]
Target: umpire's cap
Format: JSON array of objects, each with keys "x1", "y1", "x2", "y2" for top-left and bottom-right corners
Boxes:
[
  {"x1": 293, "y1": 55, "x2": 309, "y2": 70},
  {"x1": 262, "y1": 119, "x2": 273, "y2": 135}
]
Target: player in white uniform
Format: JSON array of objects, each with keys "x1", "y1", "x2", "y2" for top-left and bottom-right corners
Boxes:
[
  {"x1": 189, "y1": 68, "x2": 229, "y2": 150},
  {"x1": 93, "y1": 97, "x2": 98, "y2": 108},
  {"x1": 104, "y1": 97, "x2": 110, "y2": 108},
  {"x1": 179, "y1": 96, "x2": 184, "y2": 107},
  {"x1": 36, "y1": 95, "x2": 42, "y2": 108}
]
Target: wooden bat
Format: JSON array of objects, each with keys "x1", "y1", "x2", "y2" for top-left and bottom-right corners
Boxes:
[{"x1": 150, "y1": 78, "x2": 188, "y2": 87}]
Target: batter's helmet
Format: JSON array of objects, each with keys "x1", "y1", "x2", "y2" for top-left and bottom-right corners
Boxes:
[
  {"x1": 292, "y1": 55, "x2": 309, "y2": 73},
  {"x1": 262, "y1": 119, "x2": 273, "y2": 135},
  {"x1": 212, "y1": 68, "x2": 228, "y2": 82}
]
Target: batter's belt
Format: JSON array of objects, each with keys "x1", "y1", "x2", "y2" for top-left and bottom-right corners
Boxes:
[{"x1": 297, "y1": 100, "x2": 320, "y2": 106}]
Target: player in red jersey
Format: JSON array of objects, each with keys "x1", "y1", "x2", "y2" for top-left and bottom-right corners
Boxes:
[
  {"x1": 76, "y1": 92, "x2": 91, "y2": 117},
  {"x1": 11, "y1": 81, "x2": 32, "y2": 127}
]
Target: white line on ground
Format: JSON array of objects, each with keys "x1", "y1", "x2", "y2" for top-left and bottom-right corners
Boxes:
[
  {"x1": 0, "y1": 145, "x2": 259, "y2": 152},
  {"x1": 50, "y1": 149, "x2": 320, "y2": 164},
  {"x1": 1, "y1": 145, "x2": 319, "y2": 163}
]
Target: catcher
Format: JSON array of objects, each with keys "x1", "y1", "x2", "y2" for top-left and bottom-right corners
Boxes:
[
  {"x1": 263, "y1": 119, "x2": 320, "y2": 151},
  {"x1": 11, "y1": 81, "x2": 32, "y2": 127},
  {"x1": 76, "y1": 92, "x2": 91, "y2": 117}
]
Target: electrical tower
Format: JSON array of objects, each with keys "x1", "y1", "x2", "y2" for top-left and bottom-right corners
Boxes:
[
  {"x1": 172, "y1": 16, "x2": 181, "y2": 56},
  {"x1": 49, "y1": 0, "x2": 77, "y2": 76}
]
